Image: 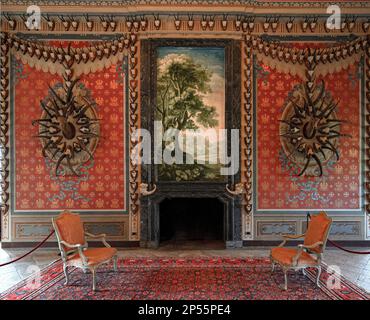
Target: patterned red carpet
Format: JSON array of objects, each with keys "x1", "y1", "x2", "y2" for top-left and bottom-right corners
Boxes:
[{"x1": 1, "y1": 257, "x2": 369, "y2": 300}]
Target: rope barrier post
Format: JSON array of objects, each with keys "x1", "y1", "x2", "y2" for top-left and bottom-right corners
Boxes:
[{"x1": 306, "y1": 211, "x2": 310, "y2": 231}]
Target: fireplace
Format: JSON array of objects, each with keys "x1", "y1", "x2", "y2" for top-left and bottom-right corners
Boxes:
[
  {"x1": 140, "y1": 38, "x2": 242, "y2": 248},
  {"x1": 159, "y1": 198, "x2": 224, "y2": 244},
  {"x1": 140, "y1": 183, "x2": 242, "y2": 248}
]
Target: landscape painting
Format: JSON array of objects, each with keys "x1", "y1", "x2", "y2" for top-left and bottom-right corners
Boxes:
[{"x1": 156, "y1": 46, "x2": 225, "y2": 181}]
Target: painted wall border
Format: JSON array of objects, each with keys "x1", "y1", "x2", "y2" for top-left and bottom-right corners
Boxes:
[
  {"x1": 0, "y1": 36, "x2": 11, "y2": 241},
  {"x1": 365, "y1": 36, "x2": 370, "y2": 239},
  {"x1": 242, "y1": 34, "x2": 254, "y2": 240}
]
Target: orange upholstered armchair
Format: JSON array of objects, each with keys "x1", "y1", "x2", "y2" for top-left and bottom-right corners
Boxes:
[
  {"x1": 52, "y1": 211, "x2": 118, "y2": 291},
  {"x1": 270, "y1": 211, "x2": 332, "y2": 290}
]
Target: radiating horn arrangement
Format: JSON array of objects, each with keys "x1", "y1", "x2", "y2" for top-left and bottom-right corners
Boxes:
[
  {"x1": 279, "y1": 79, "x2": 350, "y2": 177},
  {"x1": 32, "y1": 78, "x2": 100, "y2": 176}
]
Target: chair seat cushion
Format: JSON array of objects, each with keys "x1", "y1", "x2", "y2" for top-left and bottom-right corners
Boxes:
[
  {"x1": 271, "y1": 247, "x2": 318, "y2": 267},
  {"x1": 68, "y1": 247, "x2": 117, "y2": 267}
]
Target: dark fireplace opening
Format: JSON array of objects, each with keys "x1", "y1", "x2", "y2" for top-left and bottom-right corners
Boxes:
[{"x1": 159, "y1": 198, "x2": 224, "y2": 245}]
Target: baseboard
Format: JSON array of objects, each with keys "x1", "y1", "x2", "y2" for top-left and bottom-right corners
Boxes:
[
  {"x1": 242, "y1": 240, "x2": 370, "y2": 247},
  {"x1": 2, "y1": 240, "x2": 369, "y2": 249},
  {"x1": 0, "y1": 241, "x2": 140, "y2": 249},
  {"x1": 226, "y1": 240, "x2": 243, "y2": 248}
]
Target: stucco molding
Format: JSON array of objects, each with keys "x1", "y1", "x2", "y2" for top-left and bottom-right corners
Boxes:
[
  {"x1": 365, "y1": 36, "x2": 370, "y2": 239},
  {"x1": 0, "y1": 35, "x2": 10, "y2": 241},
  {"x1": 242, "y1": 35, "x2": 254, "y2": 240},
  {"x1": 128, "y1": 33, "x2": 140, "y2": 241},
  {"x1": 1, "y1": 0, "x2": 369, "y2": 8}
]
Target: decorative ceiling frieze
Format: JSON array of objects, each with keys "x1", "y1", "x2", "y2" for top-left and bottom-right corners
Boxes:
[{"x1": 1, "y1": 0, "x2": 369, "y2": 7}]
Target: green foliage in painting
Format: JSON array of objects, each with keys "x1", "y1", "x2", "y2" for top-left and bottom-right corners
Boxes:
[
  {"x1": 156, "y1": 50, "x2": 224, "y2": 182},
  {"x1": 156, "y1": 55, "x2": 218, "y2": 132},
  {"x1": 158, "y1": 163, "x2": 223, "y2": 181}
]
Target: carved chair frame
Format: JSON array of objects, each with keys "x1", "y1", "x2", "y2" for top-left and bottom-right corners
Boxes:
[
  {"x1": 52, "y1": 211, "x2": 118, "y2": 291},
  {"x1": 270, "y1": 217, "x2": 332, "y2": 291}
]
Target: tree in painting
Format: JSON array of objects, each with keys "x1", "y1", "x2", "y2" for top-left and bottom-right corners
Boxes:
[
  {"x1": 157, "y1": 54, "x2": 218, "y2": 133},
  {"x1": 156, "y1": 52, "x2": 222, "y2": 181}
]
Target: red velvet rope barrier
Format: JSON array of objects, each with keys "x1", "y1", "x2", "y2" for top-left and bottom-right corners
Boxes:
[
  {"x1": 1, "y1": 217, "x2": 370, "y2": 268},
  {"x1": 327, "y1": 239, "x2": 370, "y2": 255},
  {"x1": 306, "y1": 213, "x2": 370, "y2": 255},
  {"x1": 0, "y1": 230, "x2": 55, "y2": 267}
]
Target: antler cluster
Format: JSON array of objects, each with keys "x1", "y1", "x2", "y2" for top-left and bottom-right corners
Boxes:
[
  {"x1": 33, "y1": 79, "x2": 100, "y2": 176},
  {"x1": 280, "y1": 80, "x2": 350, "y2": 177}
]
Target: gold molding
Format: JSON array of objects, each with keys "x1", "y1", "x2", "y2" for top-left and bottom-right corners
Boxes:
[
  {"x1": 365, "y1": 39, "x2": 370, "y2": 228},
  {"x1": 1, "y1": 1, "x2": 369, "y2": 15},
  {"x1": 242, "y1": 34, "x2": 253, "y2": 240},
  {"x1": 0, "y1": 35, "x2": 10, "y2": 241},
  {"x1": 249, "y1": 34, "x2": 368, "y2": 66},
  {"x1": 1, "y1": 15, "x2": 369, "y2": 35},
  {"x1": 128, "y1": 33, "x2": 140, "y2": 241}
]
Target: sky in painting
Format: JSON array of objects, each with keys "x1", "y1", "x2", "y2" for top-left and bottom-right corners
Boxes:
[{"x1": 157, "y1": 47, "x2": 225, "y2": 130}]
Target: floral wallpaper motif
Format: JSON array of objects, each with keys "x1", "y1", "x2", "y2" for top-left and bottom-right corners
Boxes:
[
  {"x1": 256, "y1": 62, "x2": 361, "y2": 210},
  {"x1": 14, "y1": 61, "x2": 127, "y2": 211},
  {"x1": 11, "y1": 58, "x2": 28, "y2": 84}
]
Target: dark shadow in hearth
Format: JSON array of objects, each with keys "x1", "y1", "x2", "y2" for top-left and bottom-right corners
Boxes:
[{"x1": 159, "y1": 198, "x2": 225, "y2": 249}]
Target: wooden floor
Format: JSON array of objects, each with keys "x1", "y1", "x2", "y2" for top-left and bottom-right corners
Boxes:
[{"x1": 1, "y1": 245, "x2": 370, "y2": 296}]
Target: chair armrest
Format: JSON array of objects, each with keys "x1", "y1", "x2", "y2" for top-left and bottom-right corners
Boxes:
[
  {"x1": 60, "y1": 240, "x2": 82, "y2": 249},
  {"x1": 298, "y1": 241, "x2": 323, "y2": 250},
  {"x1": 85, "y1": 232, "x2": 111, "y2": 248},
  {"x1": 60, "y1": 241, "x2": 89, "y2": 265},
  {"x1": 282, "y1": 234, "x2": 305, "y2": 239},
  {"x1": 85, "y1": 232, "x2": 106, "y2": 239},
  {"x1": 292, "y1": 241, "x2": 323, "y2": 266},
  {"x1": 278, "y1": 234, "x2": 305, "y2": 247}
]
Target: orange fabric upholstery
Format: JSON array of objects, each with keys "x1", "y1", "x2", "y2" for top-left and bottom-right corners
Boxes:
[
  {"x1": 68, "y1": 247, "x2": 117, "y2": 266},
  {"x1": 271, "y1": 247, "x2": 317, "y2": 266},
  {"x1": 55, "y1": 211, "x2": 85, "y2": 252},
  {"x1": 52, "y1": 211, "x2": 118, "y2": 291},
  {"x1": 270, "y1": 212, "x2": 331, "y2": 290},
  {"x1": 304, "y1": 211, "x2": 331, "y2": 253}
]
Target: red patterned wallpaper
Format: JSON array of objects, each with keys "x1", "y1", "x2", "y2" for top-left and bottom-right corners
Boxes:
[
  {"x1": 256, "y1": 62, "x2": 361, "y2": 210},
  {"x1": 14, "y1": 61, "x2": 127, "y2": 211}
]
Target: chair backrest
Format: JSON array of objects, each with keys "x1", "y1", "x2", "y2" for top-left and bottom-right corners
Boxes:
[
  {"x1": 304, "y1": 211, "x2": 332, "y2": 254},
  {"x1": 52, "y1": 211, "x2": 86, "y2": 253}
]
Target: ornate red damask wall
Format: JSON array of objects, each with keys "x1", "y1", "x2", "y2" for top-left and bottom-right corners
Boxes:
[
  {"x1": 14, "y1": 60, "x2": 126, "y2": 212},
  {"x1": 256, "y1": 61, "x2": 361, "y2": 210},
  {"x1": 12, "y1": 40, "x2": 362, "y2": 213}
]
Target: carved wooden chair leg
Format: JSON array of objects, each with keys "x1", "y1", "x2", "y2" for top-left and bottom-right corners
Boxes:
[
  {"x1": 92, "y1": 268, "x2": 97, "y2": 291},
  {"x1": 113, "y1": 255, "x2": 118, "y2": 272},
  {"x1": 63, "y1": 264, "x2": 69, "y2": 285},
  {"x1": 316, "y1": 265, "x2": 322, "y2": 288},
  {"x1": 283, "y1": 268, "x2": 288, "y2": 291}
]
